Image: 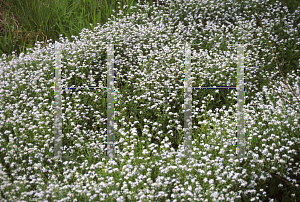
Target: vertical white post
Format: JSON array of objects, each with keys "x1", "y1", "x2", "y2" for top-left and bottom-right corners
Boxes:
[
  {"x1": 107, "y1": 43, "x2": 115, "y2": 159},
  {"x1": 54, "y1": 42, "x2": 63, "y2": 159},
  {"x1": 184, "y1": 42, "x2": 192, "y2": 158},
  {"x1": 183, "y1": 43, "x2": 245, "y2": 159},
  {"x1": 236, "y1": 44, "x2": 245, "y2": 158}
]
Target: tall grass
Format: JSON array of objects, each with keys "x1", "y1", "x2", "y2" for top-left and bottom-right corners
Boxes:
[{"x1": 0, "y1": 0, "x2": 159, "y2": 60}]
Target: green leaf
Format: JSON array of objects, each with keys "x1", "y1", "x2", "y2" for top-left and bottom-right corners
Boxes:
[{"x1": 269, "y1": 177, "x2": 281, "y2": 197}]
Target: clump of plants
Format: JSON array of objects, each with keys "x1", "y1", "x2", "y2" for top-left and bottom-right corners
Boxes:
[{"x1": 0, "y1": 0, "x2": 299, "y2": 201}]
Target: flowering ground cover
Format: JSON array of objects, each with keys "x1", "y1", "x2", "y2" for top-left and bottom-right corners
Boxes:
[{"x1": 0, "y1": 0, "x2": 300, "y2": 201}]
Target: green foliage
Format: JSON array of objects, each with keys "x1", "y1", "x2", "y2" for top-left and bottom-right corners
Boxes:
[{"x1": 0, "y1": 0, "x2": 141, "y2": 60}]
